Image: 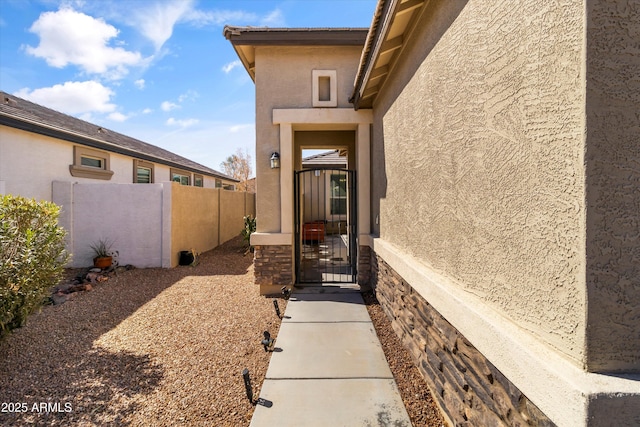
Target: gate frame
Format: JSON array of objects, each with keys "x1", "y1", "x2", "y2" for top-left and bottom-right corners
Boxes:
[{"x1": 294, "y1": 168, "x2": 357, "y2": 284}]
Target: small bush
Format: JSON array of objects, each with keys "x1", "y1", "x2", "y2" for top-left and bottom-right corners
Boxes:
[
  {"x1": 241, "y1": 215, "x2": 256, "y2": 248},
  {"x1": 0, "y1": 195, "x2": 69, "y2": 337}
]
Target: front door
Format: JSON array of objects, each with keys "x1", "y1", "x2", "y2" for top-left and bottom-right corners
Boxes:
[{"x1": 294, "y1": 169, "x2": 357, "y2": 283}]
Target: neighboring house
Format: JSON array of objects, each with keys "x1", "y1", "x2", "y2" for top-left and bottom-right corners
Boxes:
[
  {"x1": 0, "y1": 91, "x2": 238, "y2": 202},
  {"x1": 224, "y1": 1, "x2": 639, "y2": 426}
]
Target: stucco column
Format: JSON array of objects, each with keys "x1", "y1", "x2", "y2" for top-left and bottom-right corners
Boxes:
[
  {"x1": 357, "y1": 123, "x2": 371, "y2": 240},
  {"x1": 279, "y1": 123, "x2": 293, "y2": 235}
]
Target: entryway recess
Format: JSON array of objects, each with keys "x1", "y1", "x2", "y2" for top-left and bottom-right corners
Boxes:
[{"x1": 294, "y1": 169, "x2": 357, "y2": 284}]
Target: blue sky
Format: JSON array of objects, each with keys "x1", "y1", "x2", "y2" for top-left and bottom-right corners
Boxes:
[{"x1": 0, "y1": 0, "x2": 376, "y2": 175}]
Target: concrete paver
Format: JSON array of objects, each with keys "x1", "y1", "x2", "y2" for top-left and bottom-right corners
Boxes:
[
  {"x1": 249, "y1": 287, "x2": 411, "y2": 427},
  {"x1": 251, "y1": 378, "x2": 410, "y2": 427}
]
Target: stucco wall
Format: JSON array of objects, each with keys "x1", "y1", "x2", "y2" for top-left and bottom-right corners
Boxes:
[
  {"x1": 0, "y1": 126, "x2": 231, "y2": 202},
  {"x1": 254, "y1": 46, "x2": 363, "y2": 233},
  {"x1": 585, "y1": 0, "x2": 640, "y2": 372},
  {"x1": 53, "y1": 181, "x2": 165, "y2": 268},
  {"x1": 171, "y1": 184, "x2": 220, "y2": 267},
  {"x1": 0, "y1": 126, "x2": 136, "y2": 201},
  {"x1": 52, "y1": 181, "x2": 255, "y2": 268},
  {"x1": 372, "y1": 0, "x2": 587, "y2": 366},
  {"x1": 218, "y1": 190, "x2": 248, "y2": 244}
]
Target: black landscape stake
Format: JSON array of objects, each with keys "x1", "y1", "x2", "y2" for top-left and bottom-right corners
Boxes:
[
  {"x1": 281, "y1": 286, "x2": 291, "y2": 300},
  {"x1": 242, "y1": 368, "x2": 253, "y2": 403},
  {"x1": 273, "y1": 300, "x2": 282, "y2": 318}
]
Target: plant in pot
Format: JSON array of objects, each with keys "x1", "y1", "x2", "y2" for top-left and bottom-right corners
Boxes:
[{"x1": 90, "y1": 238, "x2": 114, "y2": 269}]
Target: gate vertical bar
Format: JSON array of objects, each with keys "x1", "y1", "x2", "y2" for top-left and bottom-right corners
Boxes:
[{"x1": 294, "y1": 170, "x2": 300, "y2": 284}]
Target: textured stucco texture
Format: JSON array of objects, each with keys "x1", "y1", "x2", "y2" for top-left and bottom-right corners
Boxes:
[
  {"x1": 254, "y1": 46, "x2": 363, "y2": 233},
  {"x1": 373, "y1": 0, "x2": 587, "y2": 366}
]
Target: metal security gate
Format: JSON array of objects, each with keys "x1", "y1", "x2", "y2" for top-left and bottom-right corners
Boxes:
[{"x1": 294, "y1": 169, "x2": 357, "y2": 284}]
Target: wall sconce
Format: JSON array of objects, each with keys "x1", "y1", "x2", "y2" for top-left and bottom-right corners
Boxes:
[{"x1": 270, "y1": 152, "x2": 280, "y2": 169}]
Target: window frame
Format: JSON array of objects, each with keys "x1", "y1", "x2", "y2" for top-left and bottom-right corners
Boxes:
[
  {"x1": 329, "y1": 172, "x2": 347, "y2": 216},
  {"x1": 312, "y1": 70, "x2": 337, "y2": 107},
  {"x1": 170, "y1": 168, "x2": 192, "y2": 186},
  {"x1": 194, "y1": 174, "x2": 204, "y2": 187},
  {"x1": 133, "y1": 159, "x2": 154, "y2": 183},
  {"x1": 69, "y1": 146, "x2": 114, "y2": 180}
]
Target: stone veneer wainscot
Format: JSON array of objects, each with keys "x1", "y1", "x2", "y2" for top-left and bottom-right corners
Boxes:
[
  {"x1": 253, "y1": 245, "x2": 292, "y2": 286},
  {"x1": 372, "y1": 253, "x2": 555, "y2": 427}
]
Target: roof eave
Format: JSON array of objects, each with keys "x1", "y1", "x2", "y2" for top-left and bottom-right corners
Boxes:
[
  {"x1": 224, "y1": 26, "x2": 369, "y2": 83},
  {"x1": 351, "y1": 0, "x2": 428, "y2": 110},
  {"x1": 0, "y1": 112, "x2": 239, "y2": 183}
]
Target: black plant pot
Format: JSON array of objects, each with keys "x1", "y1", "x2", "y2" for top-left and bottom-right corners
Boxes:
[{"x1": 179, "y1": 251, "x2": 194, "y2": 266}]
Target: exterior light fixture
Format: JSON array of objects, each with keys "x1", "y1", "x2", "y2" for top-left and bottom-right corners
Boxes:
[
  {"x1": 261, "y1": 331, "x2": 275, "y2": 352},
  {"x1": 270, "y1": 152, "x2": 280, "y2": 169},
  {"x1": 281, "y1": 286, "x2": 291, "y2": 300}
]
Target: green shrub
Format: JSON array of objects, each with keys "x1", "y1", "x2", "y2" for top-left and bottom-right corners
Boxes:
[
  {"x1": 241, "y1": 215, "x2": 256, "y2": 248},
  {"x1": 0, "y1": 195, "x2": 69, "y2": 337}
]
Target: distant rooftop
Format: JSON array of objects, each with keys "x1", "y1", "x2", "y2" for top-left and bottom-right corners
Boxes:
[
  {"x1": 302, "y1": 150, "x2": 348, "y2": 168},
  {"x1": 0, "y1": 91, "x2": 237, "y2": 182}
]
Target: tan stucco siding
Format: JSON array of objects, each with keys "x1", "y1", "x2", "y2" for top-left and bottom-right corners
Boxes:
[
  {"x1": 171, "y1": 184, "x2": 219, "y2": 267},
  {"x1": 585, "y1": 0, "x2": 640, "y2": 372},
  {"x1": 219, "y1": 189, "x2": 247, "y2": 243},
  {"x1": 254, "y1": 46, "x2": 363, "y2": 233},
  {"x1": 372, "y1": 1, "x2": 586, "y2": 365}
]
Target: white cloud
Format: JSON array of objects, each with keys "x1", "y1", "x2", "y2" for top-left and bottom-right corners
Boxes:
[
  {"x1": 134, "y1": 79, "x2": 145, "y2": 89},
  {"x1": 183, "y1": 9, "x2": 258, "y2": 27},
  {"x1": 142, "y1": 108, "x2": 153, "y2": 114},
  {"x1": 178, "y1": 90, "x2": 198, "y2": 103},
  {"x1": 222, "y1": 60, "x2": 241, "y2": 74},
  {"x1": 229, "y1": 124, "x2": 254, "y2": 133},
  {"x1": 134, "y1": 0, "x2": 194, "y2": 51},
  {"x1": 24, "y1": 8, "x2": 144, "y2": 79},
  {"x1": 161, "y1": 101, "x2": 179, "y2": 111},
  {"x1": 166, "y1": 117, "x2": 198, "y2": 128},
  {"x1": 14, "y1": 81, "x2": 116, "y2": 115},
  {"x1": 260, "y1": 9, "x2": 285, "y2": 26},
  {"x1": 108, "y1": 111, "x2": 128, "y2": 122}
]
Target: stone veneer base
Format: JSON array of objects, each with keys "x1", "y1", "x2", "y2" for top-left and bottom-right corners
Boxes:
[
  {"x1": 372, "y1": 252, "x2": 555, "y2": 427},
  {"x1": 254, "y1": 245, "x2": 292, "y2": 290}
]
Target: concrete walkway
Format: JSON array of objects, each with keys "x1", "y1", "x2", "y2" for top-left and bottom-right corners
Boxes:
[{"x1": 250, "y1": 285, "x2": 411, "y2": 427}]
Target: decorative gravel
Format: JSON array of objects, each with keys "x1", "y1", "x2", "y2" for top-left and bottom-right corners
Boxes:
[
  {"x1": 1, "y1": 236, "x2": 444, "y2": 426},
  {"x1": 364, "y1": 292, "x2": 447, "y2": 427},
  {"x1": 0, "y1": 237, "x2": 284, "y2": 426}
]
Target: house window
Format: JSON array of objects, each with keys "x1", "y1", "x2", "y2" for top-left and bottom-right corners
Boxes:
[
  {"x1": 330, "y1": 173, "x2": 347, "y2": 215},
  {"x1": 134, "y1": 159, "x2": 154, "y2": 183},
  {"x1": 312, "y1": 70, "x2": 337, "y2": 107},
  {"x1": 215, "y1": 179, "x2": 222, "y2": 188},
  {"x1": 222, "y1": 183, "x2": 236, "y2": 191},
  {"x1": 69, "y1": 146, "x2": 114, "y2": 180},
  {"x1": 171, "y1": 168, "x2": 191, "y2": 185},
  {"x1": 81, "y1": 156, "x2": 104, "y2": 168},
  {"x1": 194, "y1": 174, "x2": 204, "y2": 187}
]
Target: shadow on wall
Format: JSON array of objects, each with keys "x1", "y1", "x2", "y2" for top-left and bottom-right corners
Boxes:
[{"x1": 370, "y1": 0, "x2": 469, "y2": 236}]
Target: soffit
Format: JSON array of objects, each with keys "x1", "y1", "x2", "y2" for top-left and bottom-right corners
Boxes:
[
  {"x1": 351, "y1": 0, "x2": 430, "y2": 109},
  {"x1": 223, "y1": 26, "x2": 369, "y2": 82}
]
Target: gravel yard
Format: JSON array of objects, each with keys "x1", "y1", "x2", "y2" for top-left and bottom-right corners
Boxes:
[
  {"x1": 1, "y1": 236, "x2": 444, "y2": 426},
  {"x1": 0, "y1": 237, "x2": 283, "y2": 426}
]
